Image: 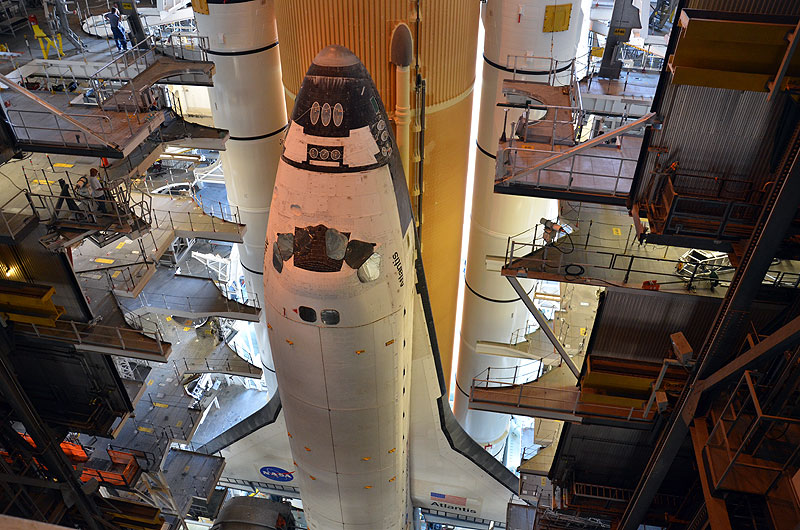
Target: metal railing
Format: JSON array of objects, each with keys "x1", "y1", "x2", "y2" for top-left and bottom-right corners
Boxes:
[
  {"x1": 85, "y1": 259, "x2": 155, "y2": 294},
  {"x1": 149, "y1": 202, "x2": 244, "y2": 236},
  {"x1": 505, "y1": 53, "x2": 575, "y2": 86},
  {"x1": 133, "y1": 283, "x2": 260, "y2": 315},
  {"x1": 90, "y1": 33, "x2": 210, "y2": 112},
  {"x1": 91, "y1": 36, "x2": 160, "y2": 99},
  {"x1": 470, "y1": 375, "x2": 656, "y2": 423},
  {"x1": 24, "y1": 167, "x2": 153, "y2": 234},
  {"x1": 0, "y1": 189, "x2": 37, "y2": 239},
  {"x1": 13, "y1": 318, "x2": 167, "y2": 356},
  {"x1": 154, "y1": 32, "x2": 209, "y2": 63},
  {"x1": 505, "y1": 104, "x2": 580, "y2": 148},
  {"x1": 419, "y1": 508, "x2": 506, "y2": 529},
  {"x1": 88, "y1": 36, "x2": 171, "y2": 137},
  {"x1": 5, "y1": 107, "x2": 115, "y2": 149},
  {"x1": 503, "y1": 236, "x2": 800, "y2": 292},
  {"x1": 619, "y1": 42, "x2": 665, "y2": 71},
  {"x1": 474, "y1": 361, "x2": 544, "y2": 387},
  {"x1": 497, "y1": 143, "x2": 638, "y2": 195},
  {"x1": 703, "y1": 371, "x2": 800, "y2": 496},
  {"x1": 128, "y1": 408, "x2": 197, "y2": 445},
  {"x1": 509, "y1": 320, "x2": 540, "y2": 345},
  {"x1": 217, "y1": 476, "x2": 301, "y2": 497},
  {"x1": 172, "y1": 346, "x2": 262, "y2": 376}
]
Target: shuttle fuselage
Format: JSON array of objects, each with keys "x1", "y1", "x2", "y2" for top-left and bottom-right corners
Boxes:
[{"x1": 264, "y1": 46, "x2": 415, "y2": 530}]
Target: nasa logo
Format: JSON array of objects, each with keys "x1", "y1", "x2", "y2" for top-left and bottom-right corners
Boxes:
[{"x1": 260, "y1": 466, "x2": 294, "y2": 482}]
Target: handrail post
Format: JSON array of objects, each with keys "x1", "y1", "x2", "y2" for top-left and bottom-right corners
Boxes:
[
  {"x1": 70, "y1": 321, "x2": 82, "y2": 343},
  {"x1": 116, "y1": 327, "x2": 126, "y2": 350}
]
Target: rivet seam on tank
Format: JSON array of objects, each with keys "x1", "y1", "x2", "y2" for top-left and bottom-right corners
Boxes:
[
  {"x1": 355, "y1": 349, "x2": 365, "y2": 355},
  {"x1": 385, "y1": 339, "x2": 395, "y2": 346}
]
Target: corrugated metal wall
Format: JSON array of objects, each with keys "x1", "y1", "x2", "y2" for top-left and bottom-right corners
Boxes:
[
  {"x1": 634, "y1": 0, "x2": 800, "y2": 202},
  {"x1": 688, "y1": 0, "x2": 800, "y2": 14},
  {"x1": 587, "y1": 287, "x2": 789, "y2": 363},
  {"x1": 275, "y1": 1, "x2": 411, "y2": 108},
  {"x1": 0, "y1": 226, "x2": 92, "y2": 322}
]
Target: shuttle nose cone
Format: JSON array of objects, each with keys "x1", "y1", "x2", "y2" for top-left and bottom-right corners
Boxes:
[{"x1": 312, "y1": 45, "x2": 360, "y2": 68}]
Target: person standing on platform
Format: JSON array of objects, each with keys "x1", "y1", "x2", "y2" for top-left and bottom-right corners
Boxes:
[
  {"x1": 105, "y1": 6, "x2": 127, "y2": 52},
  {"x1": 75, "y1": 169, "x2": 109, "y2": 214}
]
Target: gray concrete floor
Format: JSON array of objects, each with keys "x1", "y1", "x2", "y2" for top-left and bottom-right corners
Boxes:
[{"x1": 0, "y1": 3, "x2": 161, "y2": 76}]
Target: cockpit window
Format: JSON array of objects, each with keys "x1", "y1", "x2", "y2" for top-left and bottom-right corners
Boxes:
[
  {"x1": 325, "y1": 228, "x2": 348, "y2": 260},
  {"x1": 277, "y1": 224, "x2": 378, "y2": 278},
  {"x1": 357, "y1": 252, "x2": 381, "y2": 283},
  {"x1": 294, "y1": 225, "x2": 349, "y2": 272},
  {"x1": 321, "y1": 310, "x2": 340, "y2": 325},
  {"x1": 345, "y1": 240, "x2": 376, "y2": 269},
  {"x1": 299, "y1": 306, "x2": 316, "y2": 323}
]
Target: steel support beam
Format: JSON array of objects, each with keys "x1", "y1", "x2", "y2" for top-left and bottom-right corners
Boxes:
[
  {"x1": 618, "y1": 131, "x2": 800, "y2": 530},
  {"x1": 698, "y1": 314, "x2": 800, "y2": 393},
  {"x1": 511, "y1": 112, "x2": 656, "y2": 181},
  {"x1": 507, "y1": 276, "x2": 580, "y2": 378},
  {"x1": 768, "y1": 18, "x2": 800, "y2": 100},
  {"x1": 598, "y1": 0, "x2": 642, "y2": 79},
  {"x1": 689, "y1": 420, "x2": 732, "y2": 530},
  {"x1": 0, "y1": 472, "x2": 62, "y2": 490}
]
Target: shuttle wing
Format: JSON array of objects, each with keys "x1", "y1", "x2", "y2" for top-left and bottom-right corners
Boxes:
[{"x1": 407, "y1": 257, "x2": 517, "y2": 523}]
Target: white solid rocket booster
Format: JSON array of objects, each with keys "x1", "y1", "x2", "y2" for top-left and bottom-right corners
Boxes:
[
  {"x1": 194, "y1": 0, "x2": 287, "y2": 389},
  {"x1": 454, "y1": 0, "x2": 583, "y2": 454}
]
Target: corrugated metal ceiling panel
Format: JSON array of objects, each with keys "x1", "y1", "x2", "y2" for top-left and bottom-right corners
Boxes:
[
  {"x1": 587, "y1": 289, "x2": 721, "y2": 362},
  {"x1": 635, "y1": 0, "x2": 800, "y2": 203},
  {"x1": 688, "y1": 0, "x2": 800, "y2": 14}
]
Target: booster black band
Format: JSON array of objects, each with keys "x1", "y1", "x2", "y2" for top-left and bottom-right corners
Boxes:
[
  {"x1": 476, "y1": 141, "x2": 496, "y2": 160},
  {"x1": 483, "y1": 54, "x2": 574, "y2": 76},
  {"x1": 206, "y1": 41, "x2": 278, "y2": 57},
  {"x1": 230, "y1": 124, "x2": 288, "y2": 142},
  {"x1": 241, "y1": 262, "x2": 264, "y2": 276}
]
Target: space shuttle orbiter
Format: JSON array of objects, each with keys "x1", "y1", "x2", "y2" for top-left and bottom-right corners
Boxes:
[{"x1": 205, "y1": 46, "x2": 519, "y2": 529}]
